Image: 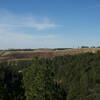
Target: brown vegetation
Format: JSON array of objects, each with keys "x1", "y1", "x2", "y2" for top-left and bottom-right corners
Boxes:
[{"x1": 0, "y1": 48, "x2": 100, "y2": 62}]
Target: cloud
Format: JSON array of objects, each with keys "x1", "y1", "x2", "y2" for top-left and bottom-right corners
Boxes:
[
  {"x1": 0, "y1": 28, "x2": 65, "y2": 49},
  {"x1": 0, "y1": 10, "x2": 64, "y2": 49},
  {"x1": 0, "y1": 22, "x2": 57, "y2": 49},
  {"x1": 0, "y1": 10, "x2": 56, "y2": 30}
]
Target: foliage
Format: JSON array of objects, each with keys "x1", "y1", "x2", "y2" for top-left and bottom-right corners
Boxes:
[{"x1": 0, "y1": 52, "x2": 100, "y2": 100}]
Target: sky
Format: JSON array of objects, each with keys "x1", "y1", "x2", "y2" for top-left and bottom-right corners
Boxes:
[{"x1": 0, "y1": 0, "x2": 100, "y2": 49}]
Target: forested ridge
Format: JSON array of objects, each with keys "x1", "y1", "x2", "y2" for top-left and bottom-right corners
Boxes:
[{"x1": 0, "y1": 52, "x2": 100, "y2": 100}]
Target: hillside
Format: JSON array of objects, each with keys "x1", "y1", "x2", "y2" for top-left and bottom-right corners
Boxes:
[
  {"x1": 0, "y1": 48, "x2": 100, "y2": 62},
  {"x1": 0, "y1": 51, "x2": 100, "y2": 100}
]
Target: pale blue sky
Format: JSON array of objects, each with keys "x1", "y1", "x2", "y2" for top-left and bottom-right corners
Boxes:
[{"x1": 0, "y1": 0, "x2": 100, "y2": 49}]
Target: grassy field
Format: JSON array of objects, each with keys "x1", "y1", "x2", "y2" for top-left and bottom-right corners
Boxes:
[{"x1": 0, "y1": 48, "x2": 100, "y2": 62}]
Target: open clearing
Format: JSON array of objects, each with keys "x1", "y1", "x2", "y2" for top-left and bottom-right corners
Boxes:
[{"x1": 0, "y1": 48, "x2": 100, "y2": 62}]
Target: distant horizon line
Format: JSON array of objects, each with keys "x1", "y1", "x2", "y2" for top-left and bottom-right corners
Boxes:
[{"x1": 0, "y1": 46, "x2": 100, "y2": 50}]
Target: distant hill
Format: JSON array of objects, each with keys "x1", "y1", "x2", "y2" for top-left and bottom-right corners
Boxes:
[{"x1": 0, "y1": 48, "x2": 100, "y2": 62}]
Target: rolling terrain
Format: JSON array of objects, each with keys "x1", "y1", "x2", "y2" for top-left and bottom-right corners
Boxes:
[{"x1": 0, "y1": 48, "x2": 100, "y2": 62}]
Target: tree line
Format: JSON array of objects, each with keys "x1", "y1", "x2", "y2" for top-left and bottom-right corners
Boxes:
[{"x1": 0, "y1": 52, "x2": 100, "y2": 100}]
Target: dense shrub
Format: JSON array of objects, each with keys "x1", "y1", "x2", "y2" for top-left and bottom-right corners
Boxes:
[{"x1": 0, "y1": 52, "x2": 100, "y2": 100}]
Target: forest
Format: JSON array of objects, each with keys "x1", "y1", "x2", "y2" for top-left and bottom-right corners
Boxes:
[{"x1": 0, "y1": 51, "x2": 100, "y2": 100}]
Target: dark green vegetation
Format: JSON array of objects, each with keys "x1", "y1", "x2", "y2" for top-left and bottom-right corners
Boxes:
[{"x1": 0, "y1": 52, "x2": 100, "y2": 100}]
